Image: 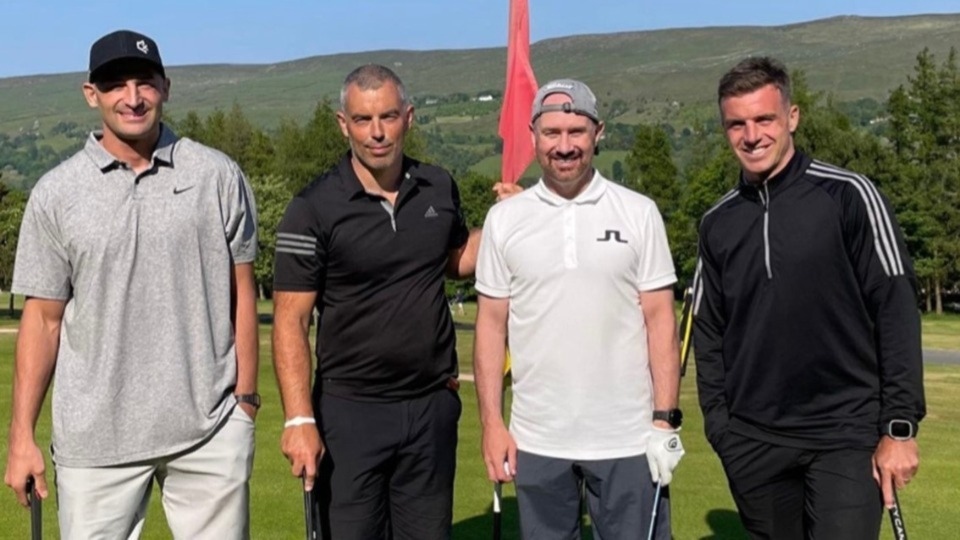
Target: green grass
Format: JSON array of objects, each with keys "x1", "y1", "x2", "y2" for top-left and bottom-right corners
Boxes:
[
  {"x1": 2, "y1": 301, "x2": 959, "y2": 538},
  {"x1": 921, "y1": 312, "x2": 960, "y2": 350}
]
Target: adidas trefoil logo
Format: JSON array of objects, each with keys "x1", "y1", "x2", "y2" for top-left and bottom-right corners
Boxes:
[{"x1": 424, "y1": 206, "x2": 439, "y2": 219}]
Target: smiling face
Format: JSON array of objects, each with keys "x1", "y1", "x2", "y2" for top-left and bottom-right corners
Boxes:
[
  {"x1": 337, "y1": 80, "x2": 413, "y2": 181},
  {"x1": 720, "y1": 83, "x2": 799, "y2": 184},
  {"x1": 531, "y1": 92, "x2": 604, "y2": 196},
  {"x1": 83, "y1": 60, "x2": 169, "y2": 150}
]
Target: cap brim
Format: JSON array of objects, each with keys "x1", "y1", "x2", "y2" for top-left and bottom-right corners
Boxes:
[{"x1": 89, "y1": 57, "x2": 165, "y2": 82}]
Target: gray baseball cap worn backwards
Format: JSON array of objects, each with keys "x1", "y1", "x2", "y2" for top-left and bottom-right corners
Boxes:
[
  {"x1": 530, "y1": 79, "x2": 600, "y2": 123},
  {"x1": 89, "y1": 30, "x2": 165, "y2": 82}
]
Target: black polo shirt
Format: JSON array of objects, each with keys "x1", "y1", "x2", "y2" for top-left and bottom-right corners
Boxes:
[{"x1": 274, "y1": 153, "x2": 469, "y2": 401}]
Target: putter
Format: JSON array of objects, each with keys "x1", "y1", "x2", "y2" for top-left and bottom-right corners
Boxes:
[
  {"x1": 26, "y1": 476, "x2": 41, "y2": 540},
  {"x1": 302, "y1": 473, "x2": 319, "y2": 540},
  {"x1": 888, "y1": 488, "x2": 908, "y2": 540},
  {"x1": 645, "y1": 480, "x2": 662, "y2": 540}
]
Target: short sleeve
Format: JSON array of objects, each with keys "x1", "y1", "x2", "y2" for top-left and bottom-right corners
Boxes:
[
  {"x1": 636, "y1": 203, "x2": 677, "y2": 291},
  {"x1": 475, "y1": 208, "x2": 511, "y2": 298},
  {"x1": 222, "y1": 163, "x2": 259, "y2": 263},
  {"x1": 273, "y1": 195, "x2": 326, "y2": 293},
  {"x1": 12, "y1": 189, "x2": 72, "y2": 299}
]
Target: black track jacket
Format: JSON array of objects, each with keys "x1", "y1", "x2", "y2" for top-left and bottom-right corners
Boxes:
[{"x1": 693, "y1": 151, "x2": 926, "y2": 450}]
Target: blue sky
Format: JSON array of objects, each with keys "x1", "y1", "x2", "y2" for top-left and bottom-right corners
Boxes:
[{"x1": 1, "y1": 0, "x2": 958, "y2": 78}]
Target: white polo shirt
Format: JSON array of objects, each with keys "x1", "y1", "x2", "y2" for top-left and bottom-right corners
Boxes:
[{"x1": 476, "y1": 171, "x2": 676, "y2": 460}]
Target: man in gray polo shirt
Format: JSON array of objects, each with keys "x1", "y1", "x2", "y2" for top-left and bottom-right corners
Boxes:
[{"x1": 3, "y1": 30, "x2": 260, "y2": 539}]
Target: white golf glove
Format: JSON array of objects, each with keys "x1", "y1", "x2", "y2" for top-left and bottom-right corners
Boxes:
[{"x1": 647, "y1": 426, "x2": 685, "y2": 486}]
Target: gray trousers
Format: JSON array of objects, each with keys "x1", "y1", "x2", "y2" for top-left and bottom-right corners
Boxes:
[
  {"x1": 54, "y1": 404, "x2": 255, "y2": 540},
  {"x1": 515, "y1": 450, "x2": 671, "y2": 540}
]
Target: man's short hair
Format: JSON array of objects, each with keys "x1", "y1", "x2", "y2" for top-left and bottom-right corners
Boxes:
[
  {"x1": 718, "y1": 56, "x2": 791, "y2": 105},
  {"x1": 340, "y1": 64, "x2": 408, "y2": 111}
]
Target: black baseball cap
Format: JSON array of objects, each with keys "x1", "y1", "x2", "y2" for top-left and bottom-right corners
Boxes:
[{"x1": 89, "y1": 30, "x2": 165, "y2": 82}]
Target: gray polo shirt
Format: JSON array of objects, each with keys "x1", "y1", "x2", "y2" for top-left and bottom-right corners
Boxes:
[{"x1": 12, "y1": 126, "x2": 258, "y2": 467}]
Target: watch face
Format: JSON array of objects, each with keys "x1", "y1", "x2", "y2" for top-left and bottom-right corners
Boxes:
[
  {"x1": 889, "y1": 420, "x2": 913, "y2": 439},
  {"x1": 654, "y1": 409, "x2": 683, "y2": 428}
]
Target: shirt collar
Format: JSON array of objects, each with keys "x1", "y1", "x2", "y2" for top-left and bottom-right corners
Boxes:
[
  {"x1": 84, "y1": 123, "x2": 179, "y2": 172},
  {"x1": 533, "y1": 169, "x2": 608, "y2": 206},
  {"x1": 338, "y1": 152, "x2": 427, "y2": 200}
]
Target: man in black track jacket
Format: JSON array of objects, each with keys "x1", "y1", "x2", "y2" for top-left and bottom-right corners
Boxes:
[{"x1": 692, "y1": 56, "x2": 925, "y2": 540}]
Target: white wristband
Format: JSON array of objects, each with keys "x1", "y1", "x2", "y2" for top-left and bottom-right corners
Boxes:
[{"x1": 284, "y1": 416, "x2": 317, "y2": 429}]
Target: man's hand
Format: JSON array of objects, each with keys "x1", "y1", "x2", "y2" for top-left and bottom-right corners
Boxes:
[
  {"x1": 873, "y1": 436, "x2": 919, "y2": 508},
  {"x1": 4, "y1": 436, "x2": 48, "y2": 507},
  {"x1": 481, "y1": 422, "x2": 517, "y2": 483},
  {"x1": 282, "y1": 424, "x2": 325, "y2": 491},
  {"x1": 646, "y1": 426, "x2": 685, "y2": 486},
  {"x1": 238, "y1": 402, "x2": 258, "y2": 421},
  {"x1": 492, "y1": 182, "x2": 524, "y2": 202}
]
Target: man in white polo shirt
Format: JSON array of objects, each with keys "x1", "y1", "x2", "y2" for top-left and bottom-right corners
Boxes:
[{"x1": 474, "y1": 79, "x2": 684, "y2": 539}]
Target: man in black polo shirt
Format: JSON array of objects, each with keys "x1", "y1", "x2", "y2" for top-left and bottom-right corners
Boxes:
[{"x1": 272, "y1": 64, "x2": 505, "y2": 539}]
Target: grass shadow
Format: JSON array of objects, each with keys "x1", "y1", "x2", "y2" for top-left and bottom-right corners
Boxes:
[{"x1": 698, "y1": 508, "x2": 747, "y2": 539}]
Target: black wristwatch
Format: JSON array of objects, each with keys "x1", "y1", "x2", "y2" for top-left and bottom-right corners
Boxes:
[
  {"x1": 236, "y1": 393, "x2": 262, "y2": 410},
  {"x1": 885, "y1": 419, "x2": 916, "y2": 441},
  {"x1": 653, "y1": 408, "x2": 683, "y2": 429}
]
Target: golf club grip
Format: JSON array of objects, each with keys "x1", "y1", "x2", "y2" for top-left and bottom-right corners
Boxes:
[
  {"x1": 302, "y1": 476, "x2": 318, "y2": 540},
  {"x1": 493, "y1": 481, "x2": 503, "y2": 540},
  {"x1": 27, "y1": 476, "x2": 41, "y2": 540},
  {"x1": 888, "y1": 489, "x2": 907, "y2": 540}
]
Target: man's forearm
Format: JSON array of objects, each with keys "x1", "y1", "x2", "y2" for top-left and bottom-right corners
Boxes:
[
  {"x1": 642, "y1": 290, "x2": 680, "y2": 411},
  {"x1": 272, "y1": 304, "x2": 316, "y2": 418},
  {"x1": 9, "y1": 300, "x2": 62, "y2": 441},
  {"x1": 233, "y1": 264, "x2": 259, "y2": 395},
  {"x1": 474, "y1": 297, "x2": 509, "y2": 428},
  {"x1": 647, "y1": 310, "x2": 680, "y2": 411}
]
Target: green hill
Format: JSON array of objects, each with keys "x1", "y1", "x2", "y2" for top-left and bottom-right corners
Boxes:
[{"x1": 3, "y1": 14, "x2": 960, "y2": 134}]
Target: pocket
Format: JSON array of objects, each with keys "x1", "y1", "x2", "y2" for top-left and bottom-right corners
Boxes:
[{"x1": 232, "y1": 401, "x2": 256, "y2": 424}]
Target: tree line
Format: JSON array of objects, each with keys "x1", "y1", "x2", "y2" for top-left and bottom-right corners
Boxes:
[{"x1": 0, "y1": 48, "x2": 957, "y2": 312}]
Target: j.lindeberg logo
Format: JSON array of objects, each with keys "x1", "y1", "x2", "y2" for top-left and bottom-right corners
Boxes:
[
  {"x1": 136, "y1": 40, "x2": 149, "y2": 54},
  {"x1": 597, "y1": 230, "x2": 627, "y2": 243},
  {"x1": 424, "y1": 206, "x2": 439, "y2": 218}
]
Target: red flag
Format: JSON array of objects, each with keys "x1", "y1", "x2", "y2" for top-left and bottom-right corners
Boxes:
[{"x1": 498, "y1": 0, "x2": 538, "y2": 185}]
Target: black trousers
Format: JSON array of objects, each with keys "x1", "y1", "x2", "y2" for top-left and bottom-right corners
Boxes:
[
  {"x1": 716, "y1": 431, "x2": 882, "y2": 540},
  {"x1": 313, "y1": 387, "x2": 461, "y2": 540}
]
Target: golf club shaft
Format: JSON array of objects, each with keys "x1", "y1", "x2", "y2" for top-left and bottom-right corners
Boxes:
[
  {"x1": 888, "y1": 488, "x2": 907, "y2": 540},
  {"x1": 646, "y1": 480, "x2": 662, "y2": 540}
]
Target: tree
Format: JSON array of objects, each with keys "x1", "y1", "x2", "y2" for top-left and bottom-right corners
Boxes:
[
  {"x1": 625, "y1": 123, "x2": 684, "y2": 285},
  {"x1": 249, "y1": 174, "x2": 293, "y2": 298},
  {"x1": 275, "y1": 100, "x2": 348, "y2": 193},
  {"x1": 675, "y1": 127, "x2": 740, "y2": 284},
  {"x1": 884, "y1": 48, "x2": 960, "y2": 312},
  {"x1": 625, "y1": 124, "x2": 680, "y2": 218},
  {"x1": 0, "y1": 186, "x2": 27, "y2": 315},
  {"x1": 612, "y1": 160, "x2": 624, "y2": 182}
]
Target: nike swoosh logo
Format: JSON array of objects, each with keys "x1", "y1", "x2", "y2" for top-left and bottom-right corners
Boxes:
[{"x1": 173, "y1": 186, "x2": 195, "y2": 195}]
